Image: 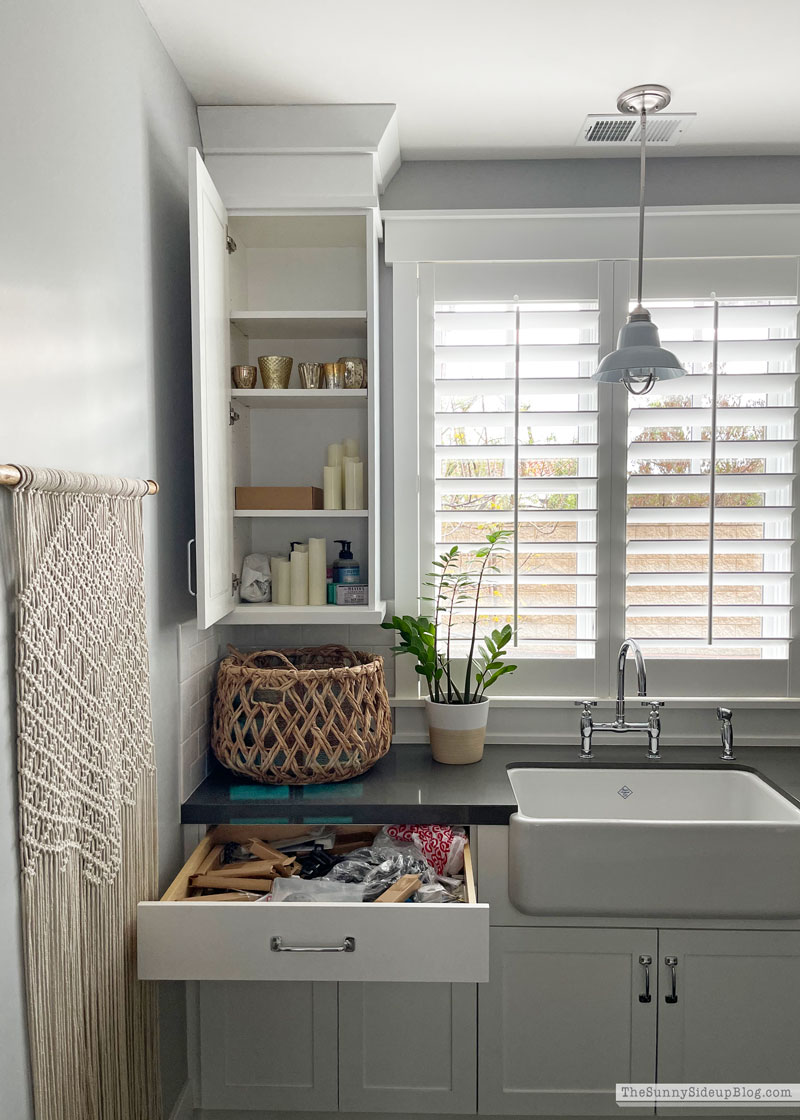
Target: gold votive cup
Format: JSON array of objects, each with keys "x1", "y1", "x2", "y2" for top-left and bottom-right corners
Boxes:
[
  {"x1": 337, "y1": 356, "x2": 367, "y2": 389},
  {"x1": 258, "y1": 355, "x2": 293, "y2": 389},
  {"x1": 322, "y1": 361, "x2": 345, "y2": 389},
  {"x1": 231, "y1": 365, "x2": 258, "y2": 388}
]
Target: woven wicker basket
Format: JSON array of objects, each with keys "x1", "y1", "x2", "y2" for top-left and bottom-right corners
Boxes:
[{"x1": 211, "y1": 645, "x2": 392, "y2": 785}]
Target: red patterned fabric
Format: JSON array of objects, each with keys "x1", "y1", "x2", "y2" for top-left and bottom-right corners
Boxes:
[{"x1": 384, "y1": 825, "x2": 466, "y2": 875}]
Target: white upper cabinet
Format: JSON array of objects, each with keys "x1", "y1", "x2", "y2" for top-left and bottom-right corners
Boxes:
[
  {"x1": 187, "y1": 108, "x2": 399, "y2": 628},
  {"x1": 189, "y1": 147, "x2": 235, "y2": 628}
]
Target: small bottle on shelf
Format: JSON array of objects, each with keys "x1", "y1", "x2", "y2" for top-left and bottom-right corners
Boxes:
[{"x1": 333, "y1": 540, "x2": 360, "y2": 584}]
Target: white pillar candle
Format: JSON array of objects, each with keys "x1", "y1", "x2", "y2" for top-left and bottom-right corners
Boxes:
[
  {"x1": 273, "y1": 558, "x2": 291, "y2": 605},
  {"x1": 308, "y1": 537, "x2": 327, "y2": 606},
  {"x1": 342, "y1": 454, "x2": 358, "y2": 488},
  {"x1": 344, "y1": 459, "x2": 364, "y2": 510},
  {"x1": 327, "y1": 442, "x2": 344, "y2": 468},
  {"x1": 343, "y1": 438, "x2": 360, "y2": 459},
  {"x1": 290, "y1": 549, "x2": 309, "y2": 606},
  {"x1": 323, "y1": 465, "x2": 342, "y2": 509}
]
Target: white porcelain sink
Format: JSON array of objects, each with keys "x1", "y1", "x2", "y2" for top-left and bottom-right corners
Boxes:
[{"x1": 508, "y1": 765, "x2": 800, "y2": 919}]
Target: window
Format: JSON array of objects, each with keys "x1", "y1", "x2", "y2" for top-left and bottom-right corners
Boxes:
[
  {"x1": 434, "y1": 301, "x2": 599, "y2": 658},
  {"x1": 389, "y1": 228, "x2": 800, "y2": 699},
  {"x1": 626, "y1": 299, "x2": 798, "y2": 660}
]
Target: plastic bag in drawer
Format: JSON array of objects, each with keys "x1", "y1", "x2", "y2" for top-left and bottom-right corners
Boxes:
[
  {"x1": 323, "y1": 844, "x2": 436, "y2": 902},
  {"x1": 271, "y1": 878, "x2": 365, "y2": 903}
]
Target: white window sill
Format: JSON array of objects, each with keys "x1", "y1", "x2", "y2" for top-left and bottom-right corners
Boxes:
[{"x1": 389, "y1": 695, "x2": 800, "y2": 709}]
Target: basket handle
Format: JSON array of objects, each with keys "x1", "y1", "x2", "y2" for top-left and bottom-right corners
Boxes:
[
  {"x1": 227, "y1": 645, "x2": 297, "y2": 672},
  {"x1": 299, "y1": 644, "x2": 360, "y2": 667}
]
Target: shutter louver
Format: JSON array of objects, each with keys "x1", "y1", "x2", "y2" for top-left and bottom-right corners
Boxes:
[
  {"x1": 435, "y1": 302, "x2": 599, "y2": 658},
  {"x1": 625, "y1": 299, "x2": 798, "y2": 658}
]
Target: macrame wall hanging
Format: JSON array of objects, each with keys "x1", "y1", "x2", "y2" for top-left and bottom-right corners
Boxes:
[{"x1": 10, "y1": 465, "x2": 162, "y2": 1120}]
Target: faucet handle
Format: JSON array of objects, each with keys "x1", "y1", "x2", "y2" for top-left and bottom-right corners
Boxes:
[
  {"x1": 641, "y1": 699, "x2": 665, "y2": 710},
  {"x1": 574, "y1": 699, "x2": 598, "y2": 709}
]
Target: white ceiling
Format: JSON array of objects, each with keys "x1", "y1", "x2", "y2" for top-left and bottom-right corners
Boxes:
[{"x1": 140, "y1": 0, "x2": 800, "y2": 160}]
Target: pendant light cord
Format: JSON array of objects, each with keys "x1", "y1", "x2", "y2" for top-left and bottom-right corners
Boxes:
[{"x1": 636, "y1": 107, "x2": 647, "y2": 307}]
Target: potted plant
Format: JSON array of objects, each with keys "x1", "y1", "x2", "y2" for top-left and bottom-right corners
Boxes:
[{"x1": 382, "y1": 528, "x2": 518, "y2": 764}]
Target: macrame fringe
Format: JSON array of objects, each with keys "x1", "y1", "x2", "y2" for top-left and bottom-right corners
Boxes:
[{"x1": 12, "y1": 467, "x2": 162, "y2": 1120}]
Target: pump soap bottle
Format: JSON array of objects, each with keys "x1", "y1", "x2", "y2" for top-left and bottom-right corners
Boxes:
[{"x1": 333, "y1": 540, "x2": 360, "y2": 585}]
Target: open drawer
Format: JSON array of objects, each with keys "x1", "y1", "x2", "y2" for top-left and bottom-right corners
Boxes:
[{"x1": 138, "y1": 825, "x2": 489, "y2": 983}]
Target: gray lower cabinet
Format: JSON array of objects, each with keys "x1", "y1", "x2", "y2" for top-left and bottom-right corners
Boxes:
[
  {"x1": 338, "y1": 982, "x2": 477, "y2": 1114},
  {"x1": 478, "y1": 927, "x2": 658, "y2": 1117},
  {"x1": 199, "y1": 980, "x2": 338, "y2": 1111},
  {"x1": 657, "y1": 929, "x2": 800, "y2": 1107}
]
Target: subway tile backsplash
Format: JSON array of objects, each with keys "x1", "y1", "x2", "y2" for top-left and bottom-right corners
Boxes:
[
  {"x1": 177, "y1": 620, "x2": 221, "y2": 799},
  {"x1": 176, "y1": 619, "x2": 396, "y2": 800}
]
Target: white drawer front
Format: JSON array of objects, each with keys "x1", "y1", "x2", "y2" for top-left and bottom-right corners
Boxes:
[{"x1": 138, "y1": 899, "x2": 488, "y2": 983}]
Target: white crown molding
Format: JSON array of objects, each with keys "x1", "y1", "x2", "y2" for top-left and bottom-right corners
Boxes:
[{"x1": 198, "y1": 104, "x2": 401, "y2": 192}]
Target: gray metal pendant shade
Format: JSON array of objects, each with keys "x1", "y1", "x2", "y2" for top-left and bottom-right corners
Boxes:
[{"x1": 594, "y1": 306, "x2": 685, "y2": 385}]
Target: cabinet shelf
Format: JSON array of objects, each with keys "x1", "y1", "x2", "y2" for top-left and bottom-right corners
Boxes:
[
  {"x1": 227, "y1": 602, "x2": 387, "y2": 625},
  {"x1": 230, "y1": 311, "x2": 367, "y2": 339},
  {"x1": 232, "y1": 389, "x2": 367, "y2": 410},
  {"x1": 234, "y1": 509, "x2": 368, "y2": 518}
]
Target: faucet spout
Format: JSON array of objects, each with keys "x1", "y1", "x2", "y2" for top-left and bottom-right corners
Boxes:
[{"x1": 616, "y1": 638, "x2": 647, "y2": 723}]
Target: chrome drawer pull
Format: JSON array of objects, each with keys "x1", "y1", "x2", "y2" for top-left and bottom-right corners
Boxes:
[
  {"x1": 271, "y1": 936, "x2": 355, "y2": 954},
  {"x1": 665, "y1": 955, "x2": 678, "y2": 1003},
  {"x1": 638, "y1": 954, "x2": 652, "y2": 1003}
]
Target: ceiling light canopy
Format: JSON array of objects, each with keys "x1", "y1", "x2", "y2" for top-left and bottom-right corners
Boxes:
[{"x1": 593, "y1": 84, "x2": 686, "y2": 395}]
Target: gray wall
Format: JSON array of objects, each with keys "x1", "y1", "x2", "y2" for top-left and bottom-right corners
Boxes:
[
  {"x1": 0, "y1": 1, "x2": 200, "y2": 1115},
  {"x1": 381, "y1": 155, "x2": 800, "y2": 211}
]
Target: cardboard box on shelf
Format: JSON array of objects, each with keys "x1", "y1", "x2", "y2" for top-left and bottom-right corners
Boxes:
[{"x1": 235, "y1": 486, "x2": 324, "y2": 510}]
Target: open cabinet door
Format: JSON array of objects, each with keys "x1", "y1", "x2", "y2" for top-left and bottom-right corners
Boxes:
[{"x1": 189, "y1": 147, "x2": 235, "y2": 628}]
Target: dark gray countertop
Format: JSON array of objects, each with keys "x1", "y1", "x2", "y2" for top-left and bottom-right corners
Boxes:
[{"x1": 182, "y1": 743, "x2": 800, "y2": 825}]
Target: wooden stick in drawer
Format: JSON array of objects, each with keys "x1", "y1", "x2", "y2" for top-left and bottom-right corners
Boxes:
[
  {"x1": 373, "y1": 875, "x2": 422, "y2": 903},
  {"x1": 248, "y1": 840, "x2": 297, "y2": 875},
  {"x1": 204, "y1": 859, "x2": 280, "y2": 879},
  {"x1": 190, "y1": 874, "x2": 274, "y2": 892},
  {"x1": 190, "y1": 891, "x2": 262, "y2": 902},
  {"x1": 196, "y1": 844, "x2": 225, "y2": 876}
]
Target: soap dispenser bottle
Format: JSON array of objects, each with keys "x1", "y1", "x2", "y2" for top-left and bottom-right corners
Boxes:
[{"x1": 333, "y1": 540, "x2": 360, "y2": 584}]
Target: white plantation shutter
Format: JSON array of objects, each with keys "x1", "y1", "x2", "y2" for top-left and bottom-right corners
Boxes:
[
  {"x1": 434, "y1": 301, "x2": 600, "y2": 658},
  {"x1": 626, "y1": 299, "x2": 798, "y2": 659}
]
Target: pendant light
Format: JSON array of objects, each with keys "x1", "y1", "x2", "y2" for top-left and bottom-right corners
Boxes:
[{"x1": 594, "y1": 84, "x2": 686, "y2": 395}]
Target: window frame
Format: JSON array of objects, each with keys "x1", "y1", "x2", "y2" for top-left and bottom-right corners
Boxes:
[{"x1": 386, "y1": 206, "x2": 800, "y2": 701}]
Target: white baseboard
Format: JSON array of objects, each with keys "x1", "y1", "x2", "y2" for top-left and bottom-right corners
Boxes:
[{"x1": 168, "y1": 1082, "x2": 194, "y2": 1120}]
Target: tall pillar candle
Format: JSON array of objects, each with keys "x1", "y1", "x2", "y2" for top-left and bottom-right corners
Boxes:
[
  {"x1": 327, "y1": 442, "x2": 344, "y2": 468},
  {"x1": 344, "y1": 459, "x2": 364, "y2": 510},
  {"x1": 343, "y1": 438, "x2": 360, "y2": 459},
  {"x1": 290, "y1": 549, "x2": 309, "y2": 606},
  {"x1": 323, "y1": 465, "x2": 342, "y2": 509},
  {"x1": 308, "y1": 537, "x2": 327, "y2": 605},
  {"x1": 272, "y1": 557, "x2": 291, "y2": 604},
  {"x1": 342, "y1": 454, "x2": 358, "y2": 488}
]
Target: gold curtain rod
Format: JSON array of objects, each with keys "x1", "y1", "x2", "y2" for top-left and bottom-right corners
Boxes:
[{"x1": 0, "y1": 465, "x2": 159, "y2": 495}]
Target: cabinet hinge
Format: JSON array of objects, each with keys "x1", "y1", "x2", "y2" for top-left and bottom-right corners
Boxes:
[
  {"x1": 232, "y1": 573, "x2": 241, "y2": 594},
  {"x1": 226, "y1": 228, "x2": 237, "y2": 254},
  {"x1": 229, "y1": 404, "x2": 240, "y2": 426}
]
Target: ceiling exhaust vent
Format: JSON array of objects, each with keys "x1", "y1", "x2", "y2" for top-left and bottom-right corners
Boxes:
[{"x1": 577, "y1": 114, "x2": 695, "y2": 147}]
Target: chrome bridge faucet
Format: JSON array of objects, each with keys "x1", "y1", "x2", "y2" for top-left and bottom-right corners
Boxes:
[{"x1": 576, "y1": 639, "x2": 664, "y2": 760}]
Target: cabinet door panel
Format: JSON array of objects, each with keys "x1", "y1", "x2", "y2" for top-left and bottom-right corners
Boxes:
[
  {"x1": 189, "y1": 147, "x2": 234, "y2": 628},
  {"x1": 479, "y1": 928, "x2": 657, "y2": 1116},
  {"x1": 339, "y1": 981, "x2": 476, "y2": 1114},
  {"x1": 658, "y1": 930, "x2": 800, "y2": 1101},
  {"x1": 199, "y1": 980, "x2": 337, "y2": 1111}
]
